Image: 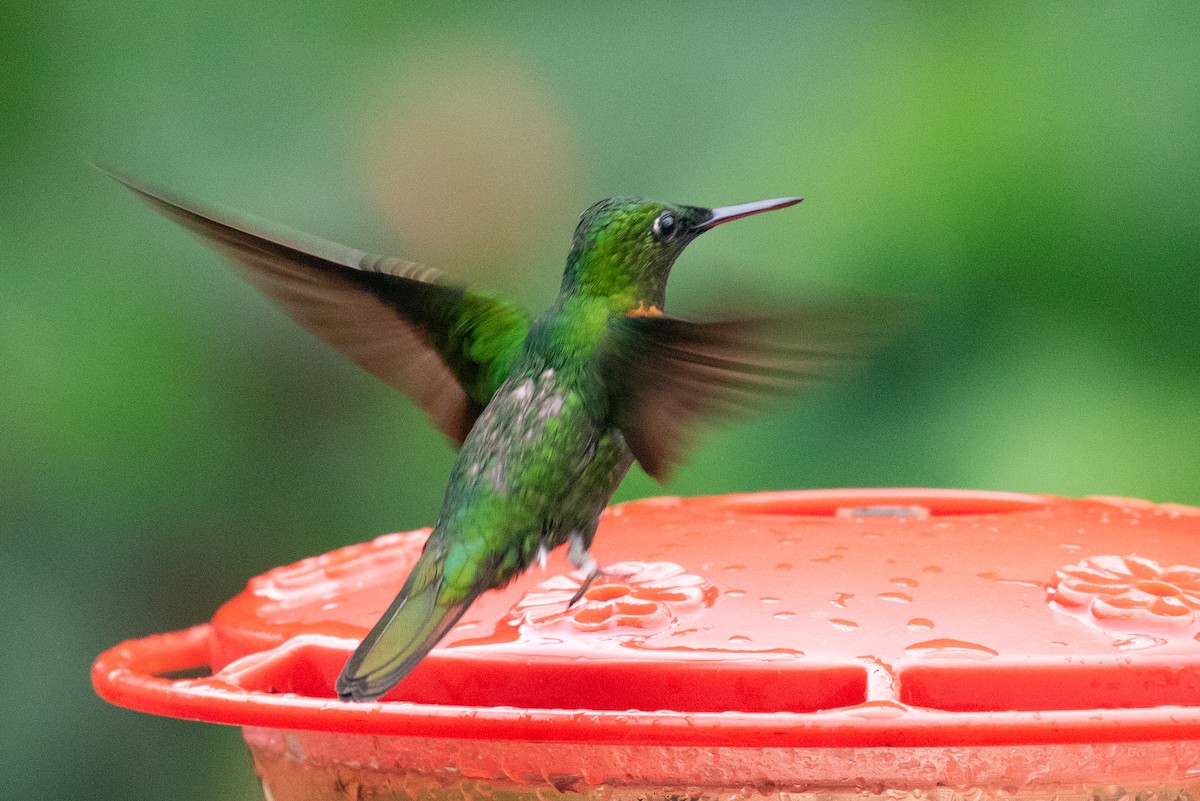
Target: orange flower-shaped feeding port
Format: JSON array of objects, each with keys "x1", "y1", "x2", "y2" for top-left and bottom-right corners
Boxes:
[
  {"x1": 1049, "y1": 555, "x2": 1200, "y2": 629},
  {"x1": 513, "y1": 561, "x2": 713, "y2": 634}
]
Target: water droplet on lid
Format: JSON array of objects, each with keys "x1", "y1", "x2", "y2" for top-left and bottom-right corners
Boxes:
[
  {"x1": 759, "y1": 596, "x2": 780, "y2": 604},
  {"x1": 906, "y1": 618, "x2": 934, "y2": 631},
  {"x1": 891, "y1": 577, "x2": 919, "y2": 588},
  {"x1": 772, "y1": 611, "x2": 796, "y2": 620},
  {"x1": 728, "y1": 635, "x2": 752, "y2": 644},
  {"x1": 922, "y1": 565, "x2": 943, "y2": 574},
  {"x1": 831, "y1": 592, "x2": 854, "y2": 608},
  {"x1": 830, "y1": 619, "x2": 858, "y2": 631},
  {"x1": 905, "y1": 638, "x2": 998, "y2": 659},
  {"x1": 725, "y1": 589, "x2": 745, "y2": 598},
  {"x1": 877, "y1": 592, "x2": 912, "y2": 604},
  {"x1": 977, "y1": 571, "x2": 1043, "y2": 588},
  {"x1": 1113, "y1": 634, "x2": 1168, "y2": 651}
]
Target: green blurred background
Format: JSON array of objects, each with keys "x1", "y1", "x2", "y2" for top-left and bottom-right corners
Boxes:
[{"x1": 3, "y1": 2, "x2": 1199, "y2": 799}]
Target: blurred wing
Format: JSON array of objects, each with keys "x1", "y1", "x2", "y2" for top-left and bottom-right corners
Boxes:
[
  {"x1": 103, "y1": 167, "x2": 531, "y2": 444},
  {"x1": 596, "y1": 306, "x2": 887, "y2": 482}
]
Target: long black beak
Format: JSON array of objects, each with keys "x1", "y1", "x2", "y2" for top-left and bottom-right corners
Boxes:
[{"x1": 698, "y1": 196, "x2": 803, "y2": 231}]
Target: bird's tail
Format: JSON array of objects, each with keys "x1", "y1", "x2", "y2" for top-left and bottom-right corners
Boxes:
[{"x1": 335, "y1": 551, "x2": 476, "y2": 702}]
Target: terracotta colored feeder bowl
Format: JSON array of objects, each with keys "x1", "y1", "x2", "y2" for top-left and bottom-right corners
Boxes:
[{"x1": 93, "y1": 489, "x2": 1200, "y2": 799}]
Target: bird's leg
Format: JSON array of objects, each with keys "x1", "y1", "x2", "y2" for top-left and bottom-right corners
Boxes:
[
  {"x1": 567, "y1": 534, "x2": 602, "y2": 608},
  {"x1": 568, "y1": 569, "x2": 602, "y2": 608}
]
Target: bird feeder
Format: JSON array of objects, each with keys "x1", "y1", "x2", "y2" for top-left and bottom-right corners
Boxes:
[{"x1": 93, "y1": 489, "x2": 1200, "y2": 799}]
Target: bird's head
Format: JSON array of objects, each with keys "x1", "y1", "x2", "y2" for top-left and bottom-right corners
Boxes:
[{"x1": 560, "y1": 196, "x2": 801, "y2": 311}]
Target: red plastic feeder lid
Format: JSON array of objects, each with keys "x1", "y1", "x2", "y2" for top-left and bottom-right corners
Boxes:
[{"x1": 93, "y1": 489, "x2": 1200, "y2": 747}]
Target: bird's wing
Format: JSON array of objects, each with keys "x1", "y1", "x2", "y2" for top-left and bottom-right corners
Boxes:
[
  {"x1": 594, "y1": 306, "x2": 886, "y2": 482},
  {"x1": 104, "y1": 167, "x2": 532, "y2": 445}
]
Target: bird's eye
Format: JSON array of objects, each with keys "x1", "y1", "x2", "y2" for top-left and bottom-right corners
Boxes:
[{"x1": 652, "y1": 211, "x2": 678, "y2": 242}]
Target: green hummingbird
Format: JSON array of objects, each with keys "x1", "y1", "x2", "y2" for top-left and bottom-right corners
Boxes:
[{"x1": 105, "y1": 167, "x2": 874, "y2": 702}]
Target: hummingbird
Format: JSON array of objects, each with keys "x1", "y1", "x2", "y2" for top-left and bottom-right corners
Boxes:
[{"x1": 104, "y1": 166, "x2": 874, "y2": 702}]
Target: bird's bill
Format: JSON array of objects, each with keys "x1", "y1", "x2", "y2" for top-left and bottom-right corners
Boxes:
[{"x1": 699, "y1": 196, "x2": 803, "y2": 230}]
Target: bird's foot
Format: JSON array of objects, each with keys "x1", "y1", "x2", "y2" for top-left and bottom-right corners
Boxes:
[
  {"x1": 567, "y1": 562, "x2": 641, "y2": 608},
  {"x1": 566, "y1": 533, "x2": 630, "y2": 607},
  {"x1": 568, "y1": 566, "x2": 603, "y2": 608}
]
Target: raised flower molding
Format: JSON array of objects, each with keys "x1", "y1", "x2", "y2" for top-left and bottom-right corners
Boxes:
[
  {"x1": 1050, "y1": 554, "x2": 1200, "y2": 629},
  {"x1": 513, "y1": 561, "x2": 712, "y2": 633}
]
